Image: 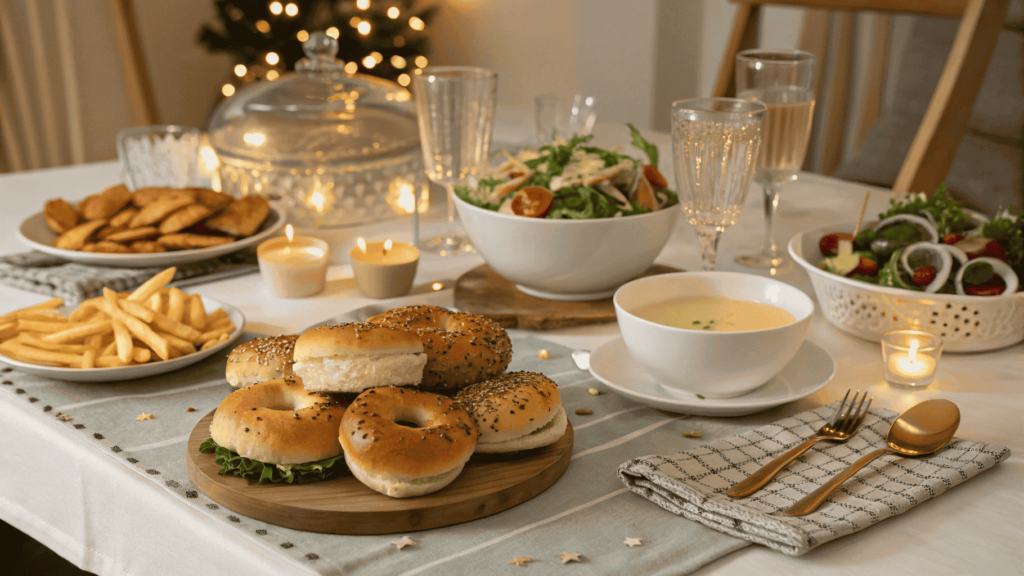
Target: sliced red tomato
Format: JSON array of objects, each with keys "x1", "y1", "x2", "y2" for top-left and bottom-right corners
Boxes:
[
  {"x1": 912, "y1": 266, "x2": 937, "y2": 286},
  {"x1": 818, "y1": 232, "x2": 854, "y2": 257},
  {"x1": 966, "y1": 277, "x2": 1007, "y2": 296},
  {"x1": 851, "y1": 256, "x2": 879, "y2": 276},
  {"x1": 942, "y1": 233, "x2": 963, "y2": 245},
  {"x1": 985, "y1": 239, "x2": 1007, "y2": 261},
  {"x1": 642, "y1": 165, "x2": 668, "y2": 189},
  {"x1": 510, "y1": 186, "x2": 553, "y2": 218}
]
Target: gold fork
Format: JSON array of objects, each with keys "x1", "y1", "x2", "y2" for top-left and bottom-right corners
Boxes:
[{"x1": 726, "y1": 390, "x2": 872, "y2": 499}]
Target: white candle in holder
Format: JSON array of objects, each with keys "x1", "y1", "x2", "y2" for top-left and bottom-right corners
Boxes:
[
  {"x1": 350, "y1": 237, "x2": 419, "y2": 299},
  {"x1": 257, "y1": 225, "x2": 329, "y2": 298},
  {"x1": 881, "y1": 330, "x2": 942, "y2": 388}
]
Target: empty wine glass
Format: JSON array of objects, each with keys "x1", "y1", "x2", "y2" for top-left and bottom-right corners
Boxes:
[
  {"x1": 412, "y1": 66, "x2": 498, "y2": 255},
  {"x1": 733, "y1": 49, "x2": 816, "y2": 269},
  {"x1": 672, "y1": 98, "x2": 766, "y2": 271},
  {"x1": 535, "y1": 93, "x2": 597, "y2": 144}
]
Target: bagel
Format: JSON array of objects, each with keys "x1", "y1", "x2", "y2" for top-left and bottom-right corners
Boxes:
[
  {"x1": 293, "y1": 323, "x2": 427, "y2": 393},
  {"x1": 226, "y1": 335, "x2": 298, "y2": 388},
  {"x1": 366, "y1": 305, "x2": 512, "y2": 389},
  {"x1": 340, "y1": 387, "x2": 478, "y2": 498},
  {"x1": 209, "y1": 376, "x2": 349, "y2": 474},
  {"x1": 454, "y1": 372, "x2": 566, "y2": 453}
]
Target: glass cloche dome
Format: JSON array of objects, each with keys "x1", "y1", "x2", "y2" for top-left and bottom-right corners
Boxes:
[{"x1": 208, "y1": 32, "x2": 425, "y2": 228}]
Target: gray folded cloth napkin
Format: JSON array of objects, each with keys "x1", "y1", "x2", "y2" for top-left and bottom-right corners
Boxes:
[
  {"x1": 618, "y1": 403, "x2": 1010, "y2": 556},
  {"x1": 0, "y1": 249, "x2": 259, "y2": 304}
]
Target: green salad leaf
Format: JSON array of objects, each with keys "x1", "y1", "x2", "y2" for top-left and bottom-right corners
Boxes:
[
  {"x1": 876, "y1": 185, "x2": 974, "y2": 236},
  {"x1": 627, "y1": 123, "x2": 658, "y2": 167},
  {"x1": 877, "y1": 249, "x2": 921, "y2": 291},
  {"x1": 199, "y1": 438, "x2": 345, "y2": 485},
  {"x1": 961, "y1": 261, "x2": 995, "y2": 285},
  {"x1": 981, "y1": 206, "x2": 1023, "y2": 280}
]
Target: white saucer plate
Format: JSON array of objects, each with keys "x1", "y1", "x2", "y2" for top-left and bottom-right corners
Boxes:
[
  {"x1": 18, "y1": 206, "x2": 285, "y2": 268},
  {"x1": 0, "y1": 297, "x2": 244, "y2": 382},
  {"x1": 588, "y1": 337, "x2": 835, "y2": 417}
]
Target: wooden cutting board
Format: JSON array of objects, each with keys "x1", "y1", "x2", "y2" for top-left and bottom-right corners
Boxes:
[
  {"x1": 453, "y1": 264, "x2": 682, "y2": 329},
  {"x1": 186, "y1": 410, "x2": 574, "y2": 534}
]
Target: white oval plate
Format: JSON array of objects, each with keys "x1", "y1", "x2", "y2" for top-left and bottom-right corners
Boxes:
[
  {"x1": 0, "y1": 296, "x2": 244, "y2": 382},
  {"x1": 17, "y1": 206, "x2": 285, "y2": 268},
  {"x1": 588, "y1": 337, "x2": 835, "y2": 417}
]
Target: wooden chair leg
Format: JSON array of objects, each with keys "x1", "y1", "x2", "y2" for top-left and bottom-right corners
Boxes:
[{"x1": 713, "y1": 3, "x2": 761, "y2": 98}]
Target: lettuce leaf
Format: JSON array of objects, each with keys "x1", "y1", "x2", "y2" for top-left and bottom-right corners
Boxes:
[
  {"x1": 627, "y1": 123, "x2": 659, "y2": 167},
  {"x1": 876, "y1": 185, "x2": 973, "y2": 236},
  {"x1": 981, "y1": 206, "x2": 1023, "y2": 281},
  {"x1": 199, "y1": 438, "x2": 346, "y2": 485}
]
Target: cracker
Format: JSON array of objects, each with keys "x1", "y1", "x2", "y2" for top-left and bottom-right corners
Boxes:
[
  {"x1": 55, "y1": 219, "x2": 108, "y2": 250},
  {"x1": 205, "y1": 195, "x2": 269, "y2": 237},
  {"x1": 157, "y1": 233, "x2": 234, "y2": 250},
  {"x1": 158, "y1": 204, "x2": 213, "y2": 234},
  {"x1": 130, "y1": 241, "x2": 166, "y2": 254},
  {"x1": 80, "y1": 184, "x2": 131, "y2": 220},
  {"x1": 44, "y1": 198, "x2": 79, "y2": 234},
  {"x1": 195, "y1": 188, "x2": 233, "y2": 211},
  {"x1": 109, "y1": 206, "x2": 139, "y2": 228},
  {"x1": 106, "y1": 227, "x2": 160, "y2": 243},
  {"x1": 129, "y1": 192, "x2": 196, "y2": 228},
  {"x1": 82, "y1": 241, "x2": 132, "y2": 254}
]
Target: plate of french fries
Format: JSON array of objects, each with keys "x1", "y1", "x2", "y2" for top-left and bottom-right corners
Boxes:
[
  {"x1": 17, "y1": 185, "x2": 285, "y2": 268},
  {"x1": 0, "y1": 268, "x2": 244, "y2": 382}
]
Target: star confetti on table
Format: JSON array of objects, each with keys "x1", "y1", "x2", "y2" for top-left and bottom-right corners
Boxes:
[
  {"x1": 391, "y1": 536, "x2": 415, "y2": 550},
  {"x1": 624, "y1": 537, "x2": 642, "y2": 547},
  {"x1": 508, "y1": 556, "x2": 533, "y2": 566},
  {"x1": 557, "y1": 552, "x2": 582, "y2": 564},
  {"x1": 136, "y1": 413, "x2": 154, "y2": 421}
]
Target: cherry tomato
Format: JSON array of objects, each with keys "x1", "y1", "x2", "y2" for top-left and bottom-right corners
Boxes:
[
  {"x1": 966, "y1": 277, "x2": 1007, "y2": 296},
  {"x1": 819, "y1": 232, "x2": 854, "y2": 257},
  {"x1": 942, "y1": 233, "x2": 963, "y2": 245},
  {"x1": 985, "y1": 240, "x2": 1007, "y2": 261},
  {"x1": 510, "y1": 186, "x2": 553, "y2": 218},
  {"x1": 912, "y1": 266, "x2": 937, "y2": 286},
  {"x1": 642, "y1": 165, "x2": 669, "y2": 189},
  {"x1": 851, "y1": 256, "x2": 879, "y2": 276}
]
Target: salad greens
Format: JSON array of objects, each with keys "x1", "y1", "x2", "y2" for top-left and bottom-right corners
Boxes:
[
  {"x1": 454, "y1": 128, "x2": 678, "y2": 219},
  {"x1": 982, "y1": 206, "x2": 1023, "y2": 280},
  {"x1": 199, "y1": 438, "x2": 345, "y2": 485}
]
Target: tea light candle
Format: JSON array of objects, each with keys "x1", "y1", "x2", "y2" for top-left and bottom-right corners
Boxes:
[
  {"x1": 257, "y1": 225, "x2": 329, "y2": 298},
  {"x1": 881, "y1": 330, "x2": 943, "y2": 388},
  {"x1": 350, "y1": 237, "x2": 419, "y2": 299}
]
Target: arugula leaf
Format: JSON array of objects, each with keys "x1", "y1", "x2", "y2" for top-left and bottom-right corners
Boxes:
[
  {"x1": 199, "y1": 438, "x2": 345, "y2": 485},
  {"x1": 961, "y1": 261, "x2": 995, "y2": 285},
  {"x1": 453, "y1": 185, "x2": 501, "y2": 211},
  {"x1": 877, "y1": 185, "x2": 973, "y2": 236},
  {"x1": 627, "y1": 124, "x2": 658, "y2": 167},
  {"x1": 982, "y1": 206, "x2": 1023, "y2": 281},
  {"x1": 877, "y1": 250, "x2": 921, "y2": 291}
]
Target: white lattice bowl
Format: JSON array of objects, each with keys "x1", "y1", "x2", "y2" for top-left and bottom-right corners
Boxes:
[{"x1": 789, "y1": 223, "x2": 1024, "y2": 352}]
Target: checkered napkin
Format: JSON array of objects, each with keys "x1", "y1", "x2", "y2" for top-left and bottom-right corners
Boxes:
[
  {"x1": 617, "y1": 403, "x2": 1010, "y2": 556},
  {"x1": 0, "y1": 249, "x2": 258, "y2": 304}
]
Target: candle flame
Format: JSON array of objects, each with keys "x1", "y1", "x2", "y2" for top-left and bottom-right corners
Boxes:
[
  {"x1": 432, "y1": 282, "x2": 443, "y2": 291},
  {"x1": 285, "y1": 224, "x2": 294, "y2": 241},
  {"x1": 310, "y1": 191, "x2": 325, "y2": 213},
  {"x1": 384, "y1": 239, "x2": 393, "y2": 251},
  {"x1": 357, "y1": 237, "x2": 367, "y2": 253},
  {"x1": 908, "y1": 340, "x2": 919, "y2": 363},
  {"x1": 200, "y1": 145, "x2": 219, "y2": 170}
]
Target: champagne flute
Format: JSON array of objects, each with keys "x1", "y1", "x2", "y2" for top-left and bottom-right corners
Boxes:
[
  {"x1": 672, "y1": 98, "x2": 766, "y2": 271},
  {"x1": 412, "y1": 66, "x2": 498, "y2": 255},
  {"x1": 733, "y1": 49, "x2": 816, "y2": 268}
]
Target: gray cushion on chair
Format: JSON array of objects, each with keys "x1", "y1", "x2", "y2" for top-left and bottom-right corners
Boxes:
[{"x1": 834, "y1": 6, "x2": 1024, "y2": 213}]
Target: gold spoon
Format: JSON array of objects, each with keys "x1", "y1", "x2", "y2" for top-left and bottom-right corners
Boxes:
[{"x1": 784, "y1": 399, "x2": 960, "y2": 517}]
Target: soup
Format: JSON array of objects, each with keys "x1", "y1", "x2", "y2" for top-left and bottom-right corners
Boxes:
[{"x1": 631, "y1": 296, "x2": 795, "y2": 332}]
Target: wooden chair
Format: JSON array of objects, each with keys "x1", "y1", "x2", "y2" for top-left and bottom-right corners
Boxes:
[{"x1": 712, "y1": 0, "x2": 1011, "y2": 195}]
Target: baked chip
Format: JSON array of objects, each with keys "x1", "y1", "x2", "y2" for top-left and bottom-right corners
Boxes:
[
  {"x1": 109, "y1": 206, "x2": 139, "y2": 228},
  {"x1": 131, "y1": 187, "x2": 171, "y2": 208},
  {"x1": 195, "y1": 188, "x2": 234, "y2": 211},
  {"x1": 44, "y1": 198, "x2": 79, "y2": 234},
  {"x1": 82, "y1": 241, "x2": 132, "y2": 254},
  {"x1": 80, "y1": 184, "x2": 131, "y2": 220},
  {"x1": 205, "y1": 195, "x2": 269, "y2": 237},
  {"x1": 129, "y1": 192, "x2": 196, "y2": 228},
  {"x1": 130, "y1": 241, "x2": 166, "y2": 254},
  {"x1": 96, "y1": 225, "x2": 127, "y2": 240},
  {"x1": 159, "y1": 204, "x2": 213, "y2": 234},
  {"x1": 157, "y1": 233, "x2": 234, "y2": 250},
  {"x1": 106, "y1": 227, "x2": 160, "y2": 243},
  {"x1": 55, "y1": 219, "x2": 108, "y2": 250}
]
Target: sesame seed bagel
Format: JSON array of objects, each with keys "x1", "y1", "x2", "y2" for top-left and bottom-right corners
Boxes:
[
  {"x1": 340, "y1": 386, "x2": 478, "y2": 498},
  {"x1": 366, "y1": 305, "x2": 513, "y2": 390},
  {"x1": 454, "y1": 371, "x2": 566, "y2": 453},
  {"x1": 293, "y1": 323, "x2": 427, "y2": 394},
  {"x1": 209, "y1": 376, "x2": 349, "y2": 465},
  {"x1": 226, "y1": 335, "x2": 298, "y2": 388}
]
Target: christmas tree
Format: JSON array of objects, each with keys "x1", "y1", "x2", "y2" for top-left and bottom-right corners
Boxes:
[{"x1": 198, "y1": 0, "x2": 434, "y2": 93}]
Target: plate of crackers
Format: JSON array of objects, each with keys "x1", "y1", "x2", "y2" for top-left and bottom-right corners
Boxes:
[
  {"x1": 18, "y1": 184, "x2": 285, "y2": 268},
  {"x1": 0, "y1": 268, "x2": 244, "y2": 382}
]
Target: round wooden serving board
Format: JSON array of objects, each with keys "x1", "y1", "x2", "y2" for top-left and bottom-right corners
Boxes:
[{"x1": 186, "y1": 410, "x2": 574, "y2": 534}]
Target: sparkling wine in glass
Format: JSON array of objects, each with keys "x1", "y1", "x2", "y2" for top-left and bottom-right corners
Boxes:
[
  {"x1": 412, "y1": 66, "x2": 498, "y2": 255},
  {"x1": 733, "y1": 49, "x2": 816, "y2": 269},
  {"x1": 672, "y1": 98, "x2": 766, "y2": 271}
]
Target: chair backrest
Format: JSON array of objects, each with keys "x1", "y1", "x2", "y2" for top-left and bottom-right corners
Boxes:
[{"x1": 713, "y1": 0, "x2": 1011, "y2": 194}]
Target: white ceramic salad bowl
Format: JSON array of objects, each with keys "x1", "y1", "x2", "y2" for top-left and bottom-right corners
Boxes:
[
  {"x1": 453, "y1": 193, "x2": 680, "y2": 300},
  {"x1": 790, "y1": 223, "x2": 1024, "y2": 352}
]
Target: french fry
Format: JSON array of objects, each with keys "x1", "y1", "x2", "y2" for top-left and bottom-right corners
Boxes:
[
  {"x1": 119, "y1": 300, "x2": 155, "y2": 323},
  {"x1": 126, "y1": 267, "x2": 176, "y2": 303},
  {"x1": 154, "y1": 330, "x2": 197, "y2": 354},
  {"x1": 84, "y1": 333, "x2": 104, "y2": 350},
  {"x1": 111, "y1": 317, "x2": 133, "y2": 363},
  {"x1": 0, "y1": 322, "x2": 16, "y2": 340},
  {"x1": 199, "y1": 325, "x2": 234, "y2": 344},
  {"x1": 203, "y1": 318, "x2": 234, "y2": 332},
  {"x1": 93, "y1": 300, "x2": 169, "y2": 360},
  {"x1": 167, "y1": 288, "x2": 185, "y2": 323},
  {"x1": 0, "y1": 341, "x2": 85, "y2": 366},
  {"x1": 43, "y1": 320, "x2": 112, "y2": 344},
  {"x1": 17, "y1": 334, "x2": 89, "y2": 353},
  {"x1": 132, "y1": 347, "x2": 151, "y2": 363},
  {"x1": 203, "y1": 308, "x2": 228, "y2": 329},
  {"x1": 218, "y1": 333, "x2": 230, "y2": 341},
  {"x1": 200, "y1": 338, "x2": 222, "y2": 351},
  {"x1": 17, "y1": 310, "x2": 65, "y2": 322},
  {"x1": 82, "y1": 349, "x2": 96, "y2": 369},
  {"x1": 188, "y1": 294, "x2": 206, "y2": 329},
  {"x1": 96, "y1": 355, "x2": 131, "y2": 368},
  {"x1": 68, "y1": 308, "x2": 99, "y2": 323},
  {"x1": 166, "y1": 346, "x2": 182, "y2": 360},
  {"x1": 101, "y1": 340, "x2": 117, "y2": 357},
  {"x1": 0, "y1": 297, "x2": 63, "y2": 325},
  {"x1": 150, "y1": 311, "x2": 202, "y2": 342},
  {"x1": 17, "y1": 319, "x2": 73, "y2": 333},
  {"x1": 147, "y1": 292, "x2": 162, "y2": 313}
]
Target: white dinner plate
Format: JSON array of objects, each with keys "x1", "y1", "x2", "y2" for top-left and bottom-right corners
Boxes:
[
  {"x1": 0, "y1": 297, "x2": 244, "y2": 382},
  {"x1": 17, "y1": 206, "x2": 285, "y2": 268},
  {"x1": 588, "y1": 337, "x2": 835, "y2": 417}
]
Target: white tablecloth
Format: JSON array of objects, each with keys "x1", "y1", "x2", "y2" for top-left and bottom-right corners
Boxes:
[{"x1": 0, "y1": 123, "x2": 1021, "y2": 576}]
